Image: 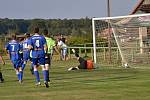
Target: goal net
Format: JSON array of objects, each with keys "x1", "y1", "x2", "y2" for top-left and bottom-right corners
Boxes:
[{"x1": 92, "y1": 13, "x2": 150, "y2": 67}]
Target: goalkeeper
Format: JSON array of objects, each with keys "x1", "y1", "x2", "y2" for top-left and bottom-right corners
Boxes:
[{"x1": 68, "y1": 49, "x2": 94, "y2": 71}]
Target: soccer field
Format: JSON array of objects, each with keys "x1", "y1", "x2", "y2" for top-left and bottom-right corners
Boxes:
[{"x1": 0, "y1": 60, "x2": 150, "y2": 100}]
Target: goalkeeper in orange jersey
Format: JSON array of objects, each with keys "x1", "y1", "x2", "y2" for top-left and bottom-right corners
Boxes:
[
  {"x1": 0, "y1": 54, "x2": 5, "y2": 83},
  {"x1": 68, "y1": 49, "x2": 94, "y2": 71}
]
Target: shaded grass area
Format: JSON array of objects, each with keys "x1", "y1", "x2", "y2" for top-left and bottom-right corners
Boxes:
[{"x1": 0, "y1": 60, "x2": 150, "y2": 100}]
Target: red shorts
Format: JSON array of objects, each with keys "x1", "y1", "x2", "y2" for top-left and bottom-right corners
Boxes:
[{"x1": 87, "y1": 60, "x2": 94, "y2": 69}]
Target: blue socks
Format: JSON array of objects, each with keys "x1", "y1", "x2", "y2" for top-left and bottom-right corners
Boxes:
[
  {"x1": 42, "y1": 70, "x2": 46, "y2": 81},
  {"x1": 17, "y1": 71, "x2": 23, "y2": 81},
  {"x1": 34, "y1": 71, "x2": 40, "y2": 82},
  {"x1": 43, "y1": 70, "x2": 49, "y2": 82},
  {"x1": 19, "y1": 71, "x2": 23, "y2": 81},
  {"x1": 46, "y1": 70, "x2": 49, "y2": 81}
]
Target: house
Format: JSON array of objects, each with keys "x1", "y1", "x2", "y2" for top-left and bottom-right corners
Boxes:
[
  {"x1": 98, "y1": 0, "x2": 150, "y2": 50},
  {"x1": 131, "y1": 0, "x2": 150, "y2": 14}
]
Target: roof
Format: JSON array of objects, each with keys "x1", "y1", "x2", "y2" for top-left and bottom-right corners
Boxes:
[{"x1": 131, "y1": 0, "x2": 150, "y2": 14}]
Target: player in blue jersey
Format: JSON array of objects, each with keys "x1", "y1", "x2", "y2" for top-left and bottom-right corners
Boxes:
[
  {"x1": 5, "y1": 34, "x2": 23, "y2": 84},
  {"x1": 20, "y1": 33, "x2": 31, "y2": 71},
  {"x1": 28, "y1": 27, "x2": 49, "y2": 88},
  {"x1": 21, "y1": 33, "x2": 34, "y2": 74}
]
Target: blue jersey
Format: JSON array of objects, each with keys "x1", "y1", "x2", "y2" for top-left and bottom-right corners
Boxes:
[
  {"x1": 21, "y1": 38, "x2": 30, "y2": 61},
  {"x1": 29, "y1": 34, "x2": 46, "y2": 58},
  {"x1": 5, "y1": 40, "x2": 21, "y2": 61},
  {"x1": 5, "y1": 40, "x2": 23, "y2": 69}
]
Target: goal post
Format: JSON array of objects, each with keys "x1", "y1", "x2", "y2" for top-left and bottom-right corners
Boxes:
[
  {"x1": 92, "y1": 13, "x2": 150, "y2": 67},
  {"x1": 92, "y1": 19, "x2": 97, "y2": 64}
]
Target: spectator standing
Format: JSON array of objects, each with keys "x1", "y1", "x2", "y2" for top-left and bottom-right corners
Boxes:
[{"x1": 57, "y1": 38, "x2": 68, "y2": 61}]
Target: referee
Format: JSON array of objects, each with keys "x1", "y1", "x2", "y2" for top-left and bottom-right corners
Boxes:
[{"x1": 43, "y1": 29, "x2": 59, "y2": 82}]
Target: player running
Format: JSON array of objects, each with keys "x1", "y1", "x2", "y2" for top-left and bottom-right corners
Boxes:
[
  {"x1": 5, "y1": 34, "x2": 23, "y2": 84},
  {"x1": 20, "y1": 33, "x2": 31, "y2": 71},
  {"x1": 28, "y1": 27, "x2": 49, "y2": 88}
]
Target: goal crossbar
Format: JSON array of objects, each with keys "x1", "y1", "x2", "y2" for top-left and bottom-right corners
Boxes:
[{"x1": 92, "y1": 13, "x2": 150, "y2": 21}]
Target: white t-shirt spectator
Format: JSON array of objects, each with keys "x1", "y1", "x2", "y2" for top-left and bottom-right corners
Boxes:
[{"x1": 58, "y1": 40, "x2": 67, "y2": 48}]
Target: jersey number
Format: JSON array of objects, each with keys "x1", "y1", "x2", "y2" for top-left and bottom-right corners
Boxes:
[
  {"x1": 11, "y1": 45, "x2": 15, "y2": 51},
  {"x1": 35, "y1": 40, "x2": 40, "y2": 47},
  {"x1": 23, "y1": 43, "x2": 28, "y2": 48}
]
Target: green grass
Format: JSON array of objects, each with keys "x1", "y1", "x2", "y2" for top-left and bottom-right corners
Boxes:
[{"x1": 0, "y1": 60, "x2": 150, "y2": 100}]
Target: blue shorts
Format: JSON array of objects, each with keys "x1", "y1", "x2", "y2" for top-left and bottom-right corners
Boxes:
[
  {"x1": 11, "y1": 59, "x2": 23, "y2": 69},
  {"x1": 23, "y1": 56, "x2": 30, "y2": 62},
  {"x1": 32, "y1": 57, "x2": 45, "y2": 66},
  {"x1": 23, "y1": 51, "x2": 30, "y2": 61}
]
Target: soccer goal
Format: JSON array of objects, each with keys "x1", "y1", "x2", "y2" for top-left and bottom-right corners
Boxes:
[{"x1": 92, "y1": 13, "x2": 150, "y2": 67}]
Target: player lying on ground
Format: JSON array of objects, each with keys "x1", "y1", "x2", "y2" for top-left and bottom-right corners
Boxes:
[
  {"x1": 68, "y1": 49, "x2": 95, "y2": 71},
  {"x1": 0, "y1": 55, "x2": 5, "y2": 83}
]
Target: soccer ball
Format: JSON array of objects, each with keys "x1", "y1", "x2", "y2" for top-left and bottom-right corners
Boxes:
[
  {"x1": 124, "y1": 63, "x2": 129, "y2": 68},
  {"x1": 71, "y1": 49, "x2": 75, "y2": 53}
]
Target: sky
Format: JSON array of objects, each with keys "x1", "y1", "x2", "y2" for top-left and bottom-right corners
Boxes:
[{"x1": 0, "y1": 0, "x2": 138, "y2": 19}]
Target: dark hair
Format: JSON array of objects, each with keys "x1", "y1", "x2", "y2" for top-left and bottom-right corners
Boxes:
[
  {"x1": 19, "y1": 37, "x2": 24, "y2": 42},
  {"x1": 24, "y1": 33, "x2": 30, "y2": 38},
  {"x1": 43, "y1": 29, "x2": 48, "y2": 36},
  {"x1": 11, "y1": 34, "x2": 16, "y2": 40},
  {"x1": 34, "y1": 27, "x2": 39, "y2": 33}
]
